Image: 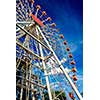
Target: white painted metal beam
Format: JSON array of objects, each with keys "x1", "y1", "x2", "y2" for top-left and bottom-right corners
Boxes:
[
  {"x1": 16, "y1": 23, "x2": 52, "y2": 52},
  {"x1": 36, "y1": 27, "x2": 53, "y2": 100},
  {"x1": 36, "y1": 25, "x2": 83, "y2": 100}
]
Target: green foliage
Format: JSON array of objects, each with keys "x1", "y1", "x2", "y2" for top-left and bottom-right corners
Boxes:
[{"x1": 44, "y1": 90, "x2": 66, "y2": 100}]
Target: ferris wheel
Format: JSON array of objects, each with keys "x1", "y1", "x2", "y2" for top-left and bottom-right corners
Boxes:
[{"x1": 16, "y1": 0, "x2": 83, "y2": 100}]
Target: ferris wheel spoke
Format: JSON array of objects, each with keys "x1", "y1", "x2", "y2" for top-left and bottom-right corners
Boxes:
[
  {"x1": 16, "y1": 9, "x2": 26, "y2": 21},
  {"x1": 16, "y1": 0, "x2": 27, "y2": 19}
]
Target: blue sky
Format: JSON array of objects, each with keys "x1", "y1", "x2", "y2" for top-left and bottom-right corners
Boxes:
[{"x1": 36, "y1": 0, "x2": 83, "y2": 74}]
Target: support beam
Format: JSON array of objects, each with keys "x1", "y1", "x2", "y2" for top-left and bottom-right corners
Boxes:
[
  {"x1": 16, "y1": 21, "x2": 35, "y2": 24},
  {"x1": 36, "y1": 27, "x2": 53, "y2": 100},
  {"x1": 16, "y1": 75, "x2": 45, "y2": 88},
  {"x1": 16, "y1": 57, "x2": 43, "y2": 71},
  {"x1": 53, "y1": 91, "x2": 64, "y2": 100},
  {"x1": 16, "y1": 22, "x2": 34, "y2": 32},
  {"x1": 16, "y1": 41, "x2": 43, "y2": 60},
  {"x1": 31, "y1": 78, "x2": 35, "y2": 100},
  {"x1": 36, "y1": 25, "x2": 83, "y2": 100},
  {"x1": 26, "y1": 64, "x2": 29, "y2": 100},
  {"x1": 17, "y1": 84, "x2": 36, "y2": 92},
  {"x1": 19, "y1": 65, "x2": 25, "y2": 100},
  {"x1": 16, "y1": 23, "x2": 52, "y2": 52},
  {"x1": 16, "y1": 33, "x2": 26, "y2": 39}
]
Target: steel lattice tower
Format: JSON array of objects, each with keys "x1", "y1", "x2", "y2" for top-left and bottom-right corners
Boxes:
[{"x1": 16, "y1": 0, "x2": 83, "y2": 100}]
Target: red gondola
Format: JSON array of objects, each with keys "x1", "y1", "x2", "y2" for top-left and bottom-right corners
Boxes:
[
  {"x1": 42, "y1": 11, "x2": 46, "y2": 16},
  {"x1": 72, "y1": 67, "x2": 77, "y2": 73},
  {"x1": 51, "y1": 23, "x2": 56, "y2": 27},
  {"x1": 47, "y1": 17, "x2": 52, "y2": 21},
  {"x1": 29, "y1": 0, "x2": 34, "y2": 4},
  {"x1": 68, "y1": 53, "x2": 73, "y2": 58},
  {"x1": 59, "y1": 34, "x2": 64, "y2": 39},
  {"x1": 69, "y1": 92, "x2": 74, "y2": 99},
  {"x1": 36, "y1": 5, "x2": 41, "y2": 10},
  {"x1": 64, "y1": 40, "x2": 67, "y2": 45},
  {"x1": 72, "y1": 74, "x2": 78, "y2": 81},
  {"x1": 66, "y1": 47, "x2": 70, "y2": 51},
  {"x1": 70, "y1": 60, "x2": 75, "y2": 65}
]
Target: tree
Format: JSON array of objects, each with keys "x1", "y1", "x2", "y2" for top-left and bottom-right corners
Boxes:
[{"x1": 44, "y1": 90, "x2": 66, "y2": 100}]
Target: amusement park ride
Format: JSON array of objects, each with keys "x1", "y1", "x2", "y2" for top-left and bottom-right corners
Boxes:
[{"x1": 16, "y1": 0, "x2": 83, "y2": 100}]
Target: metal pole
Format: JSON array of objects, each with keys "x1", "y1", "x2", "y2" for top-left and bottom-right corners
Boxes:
[
  {"x1": 36, "y1": 27, "x2": 53, "y2": 100},
  {"x1": 26, "y1": 63, "x2": 32, "y2": 100},
  {"x1": 16, "y1": 75, "x2": 45, "y2": 88},
  {"x1": 20, "y1": 79, "x2": 23, "y2": 100},
  {"x1": 32, "y1": 78, "x2": 35, "y2": 100},
  {"x1": 19, "y1": 65, "x2": 24, "y2": 100},
  {"x1": 16, "y1": 21, "x2": 35, "y2": 24},
  {"x1": 16, "y1": 41, "x2": 43, "y2": 60},
  {"x1": 36, "y1": 25, "x2": 83, "y2": 100},
  {"x1": 29, "y1": 64, "x2": 32, "y2": 100},
  {"x1": 26, "y1": 63, "x2": 28, "y2": 100},
  {"x1": 16, "y1": 24, "x2": 52, "y2": 51},
  {"x1": 31, "y1": 66, "x2": 35, "y2": 100}
]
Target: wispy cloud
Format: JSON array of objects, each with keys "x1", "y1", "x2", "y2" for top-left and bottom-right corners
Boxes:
[
  {"x1": 69, "y1": 42, "x2": 78, "y2": 52},
  {"x1": 68, "y1": 40, "x2": 83, "y2": 53},
  {"x1": 77, "y1": 74, "x2": 83, "y2": 81}
]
